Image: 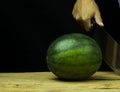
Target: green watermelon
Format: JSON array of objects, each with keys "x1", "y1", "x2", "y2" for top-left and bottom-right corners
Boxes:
[{"x1": 47, "y1": 33, "x2": 102, "y2": 80}]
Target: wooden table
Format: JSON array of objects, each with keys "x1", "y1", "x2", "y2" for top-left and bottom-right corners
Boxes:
[{"x1": 0, "y1": 71, "x2": 120, "y2": 92}]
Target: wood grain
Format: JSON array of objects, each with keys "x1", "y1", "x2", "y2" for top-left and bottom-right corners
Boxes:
[{"x1": 0, "y1": 71, "x2": 120, "y2": 92}]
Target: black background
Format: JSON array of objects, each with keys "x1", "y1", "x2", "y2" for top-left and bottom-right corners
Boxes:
[{"x1": 0, "y1": 0, "x2": 119, "y2": 72}]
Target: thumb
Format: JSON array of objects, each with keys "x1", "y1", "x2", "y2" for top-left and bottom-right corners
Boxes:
[
  {"x1": 94, "y1": 10, "x2": 104, "y2": 27},
  {"x1": 81, "y1": 19, "x2": 91, "y2": 32}
]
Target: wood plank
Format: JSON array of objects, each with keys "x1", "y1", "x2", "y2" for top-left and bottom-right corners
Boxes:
[{"x1": 0, "y1": 71, "x2": 120, "y2": 92}]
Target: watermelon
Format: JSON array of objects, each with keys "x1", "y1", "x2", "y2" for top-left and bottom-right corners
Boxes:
[{"x1": 47, "y1": 33, "x2": 102, "y2": 80}]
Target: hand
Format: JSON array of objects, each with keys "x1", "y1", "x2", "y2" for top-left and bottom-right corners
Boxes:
[{"x1": 72, "y1": 0, "x2": 104, "y2": 31}]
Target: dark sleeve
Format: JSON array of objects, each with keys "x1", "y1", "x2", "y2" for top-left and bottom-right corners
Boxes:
[{"x1": 118, "y1": 0, "x2": 120, "y2": 7}]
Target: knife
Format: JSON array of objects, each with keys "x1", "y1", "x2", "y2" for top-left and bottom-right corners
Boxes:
[{"x1": 90, "y1": 19, "x2": 120, "y2": 75}]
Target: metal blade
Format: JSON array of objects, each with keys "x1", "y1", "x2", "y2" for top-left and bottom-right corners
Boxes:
[{"x1": 92, "y1": 24, "x2": 120, "y2": 75}]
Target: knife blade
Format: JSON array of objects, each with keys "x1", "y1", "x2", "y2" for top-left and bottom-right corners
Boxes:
[{"x1": 90, "y1": 19, "x2": 120, "y2": 75}]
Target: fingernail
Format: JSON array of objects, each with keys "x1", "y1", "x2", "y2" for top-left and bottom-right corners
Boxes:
[{"x1": 100, "y1": 22, "x2": 104, "y2": 26}]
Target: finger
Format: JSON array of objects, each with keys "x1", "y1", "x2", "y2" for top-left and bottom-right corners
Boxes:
[
  {"x1": 81, "y1": 19, "x2": 91, "y2": 32},
  {"x1": 94, "y1": 10, "x2": 104, "y2": 27},
  {"x1": 72, "y1": 3, "x2": 80, "y2": 20}
]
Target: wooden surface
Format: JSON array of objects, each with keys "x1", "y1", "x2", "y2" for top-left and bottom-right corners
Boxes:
[{"x1": 0, "y1": 71, "x2": 120, "y2": 92}]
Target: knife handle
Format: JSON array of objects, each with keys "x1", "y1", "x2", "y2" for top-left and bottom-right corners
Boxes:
[{"x1": 90, "y1": 18, "x2": 100, "y2": 31}]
